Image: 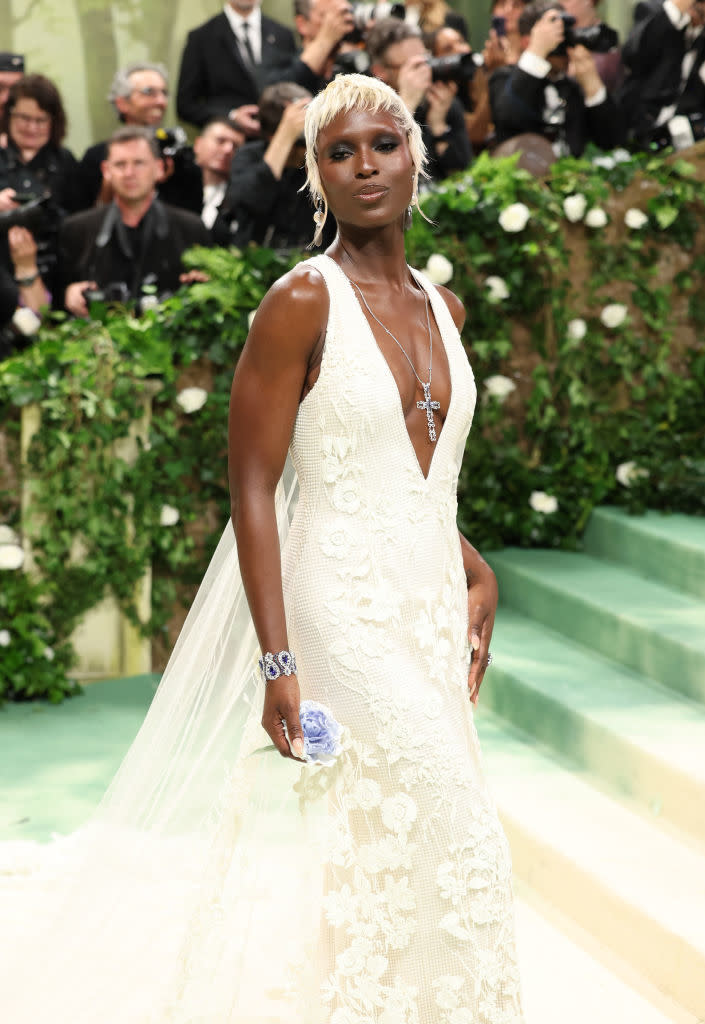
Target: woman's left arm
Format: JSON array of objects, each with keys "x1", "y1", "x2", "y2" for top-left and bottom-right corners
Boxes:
[
  {"x1": 458, "y1": 531, "x2": 498, "y2": 704},
  {"x1": 437, "y1": 283, "x2": 498, "y2": 704}
]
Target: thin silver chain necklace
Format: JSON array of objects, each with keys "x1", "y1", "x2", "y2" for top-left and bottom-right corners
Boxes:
[{"x1": 349, "y1": 277, "x2": 441, "y2": 443}]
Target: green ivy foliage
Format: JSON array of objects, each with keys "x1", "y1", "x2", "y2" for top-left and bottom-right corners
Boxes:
[{"x1": 1, "y1": 149, "x2": 704, "y2": 701}]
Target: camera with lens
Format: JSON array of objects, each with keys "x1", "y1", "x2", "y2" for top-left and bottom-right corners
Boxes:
[
  {"x1": 551, "y1": 12, "x2": 616, "y2": 56},
  {"x1": 343, "y1": 2, "x2": 405, "y2": 45},
  {"x1": 153, "y1": 126, "x2": 188, "y2": 159},
  {"x1": 429, "y1": 51, "x2": 483, "y2": 85},
  {"x1": 82, "y1": 281, "x2": 131, "y2": 307},
  {"x1": 0, "y1": 192, "x2": 52, "y2": 235}
]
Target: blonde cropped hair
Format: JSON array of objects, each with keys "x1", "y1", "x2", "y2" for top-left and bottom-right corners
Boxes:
[{"x1": 304, "y1": 74, "x2": 428, "y2": 246}]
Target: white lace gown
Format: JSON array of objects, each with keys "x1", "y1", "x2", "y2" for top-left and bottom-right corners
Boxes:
[
  {"x1": 279, "y1": 255, "x2": 523, "y2": 1022},
  {"x1": 0, "y1": 254, "x2": 523, "y2": 1024}
]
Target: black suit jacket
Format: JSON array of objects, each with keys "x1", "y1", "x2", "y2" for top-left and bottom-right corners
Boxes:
[
  {"x1": 59, "y1": 199, "x2": 212, "y2": 302},
  {"x1": 619, "y1": 1, "x2": 705, "y2": 143},
  {"x1": 176, "y1": 11, "x2": 298, "y2": 127},
  {"x1": 490, "y1": 65, "x2": 624, "y2": 157}
]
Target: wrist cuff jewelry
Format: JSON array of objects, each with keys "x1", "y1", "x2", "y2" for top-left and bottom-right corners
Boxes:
[{"x1": 258, "y1": 649, "x2": 297, "y2": 682}]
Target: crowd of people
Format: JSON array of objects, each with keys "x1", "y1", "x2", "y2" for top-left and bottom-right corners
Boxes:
[{"x1": 1, "y1": 0, "x2": 705, "y2": 353}]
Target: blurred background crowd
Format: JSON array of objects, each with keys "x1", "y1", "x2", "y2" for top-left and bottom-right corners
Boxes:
[{"x1": 2, "y1": 0, "x2": 705, "y2": 354}]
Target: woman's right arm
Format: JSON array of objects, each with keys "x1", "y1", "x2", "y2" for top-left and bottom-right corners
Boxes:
[{"x1": 228, "y1": 263, "x2": 328, "y2": 759}]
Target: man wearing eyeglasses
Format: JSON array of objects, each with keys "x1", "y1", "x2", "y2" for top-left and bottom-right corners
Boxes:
[{"x1": 75, "y1": 62, "x2": 202, "y2": 216}]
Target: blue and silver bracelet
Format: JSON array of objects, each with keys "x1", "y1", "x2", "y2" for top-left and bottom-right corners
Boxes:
[{"x1": 258, "y1": 649, "x2": 297, "y2": 682}]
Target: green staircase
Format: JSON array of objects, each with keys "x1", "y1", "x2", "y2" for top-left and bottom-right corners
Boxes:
[{"x1": 477, "y1": 508, "x2": 705, "y2": 1022}]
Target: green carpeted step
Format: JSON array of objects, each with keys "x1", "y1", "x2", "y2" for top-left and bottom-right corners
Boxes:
[
  {"x1": 584, "y1": 508, "x2": 705, "y2": 601},
  {"x1": 0, "y1": 674, "x2": 156, "y2": 842},
  {"x1": 485, "y1": 608, "x2": 705, "y2": 843},
  {"x1": 476, "y1": 710, "x2": 705, "y2": 1019},
  {"x1": 488, "y1": 549, "x2": 705, "y2": 706}
]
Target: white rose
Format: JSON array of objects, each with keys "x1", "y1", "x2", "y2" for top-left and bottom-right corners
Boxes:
[
  {"x1": 485, "y1": 276, "x2": 509, "y2": 303},
  {"x1": 176, "y1": 386, "x2": 208, "y2": 414},
  {"x1": 43, "y1": 646, "x2": 55, "y2": 661},
  {"x1": 247, "y1": 308, "x2": 258, "y2": 329},
  {"x1": 529, "y1": 491, "x2": 558, "y2": 514},
  {"x1": 616, "y1": 461, "x2": 649, "y2": 487},
  {"x1": 585, "y1": 207, "x2": 608, "y2": 229},
  {"x1": 0, "y1": 544, "x2": 24, "y2": 570},
  {"x1": 425, "y1": 253, "x2": 454, "y2": 285},
  {"x1": 600, "y1": 303, "x2": 628, "y2": 329},
  {"x1": 592, "y1": 155, "x2": 615, "y2": 171},
  {"x1": 484, "y1": 374, "x2": 516, "y2": 401},
  {"x1": 159, "y1": 504, "x2": 180, "y2": 527},
  {"x1": 0, "y1": 525, "x2": 19, "y2": 545},
  {"x1": 381, "y1": 792, "x2": 418, "y2": 833},
  {"x1": 12, "y1": 307, "x2": 41, "y2": 336},
  {"x1": 612, "y1": 148, "x2": 632, "y2": 164},
  {"x1": 625, "y1": 208, "x2": 648, "y2": 230},
  {"x1": 0, "y1": 629, "x2": 10, "y2": 647},
  {"x1": 498, "y1": 202, "x2": 530, "y2": 233},
  {"x1": 563, "y1": 194, "x2": 587, "y2": 223},
  {"x1": 139, "y1": 294, "x2": 160, "y2": 312},
  {"x1": 567, "y1": 318, "x2": 587, "y2": 342}
]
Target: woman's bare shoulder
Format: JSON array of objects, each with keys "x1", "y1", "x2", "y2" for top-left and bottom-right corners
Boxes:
[
  {"x1": 254, "y1": 260, "x2": 329, "y2": 330},
  {"x1": 436, "y1": 284, "x2": 466, "y2": 333}
]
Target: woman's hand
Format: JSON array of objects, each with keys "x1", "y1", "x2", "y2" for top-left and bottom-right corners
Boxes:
[
  {"x1": 0, "y1": 188, "x2": 19, "y2": 212},
  {"x1": 8, "y1": 226, "x2": 38, "y2": 275},
  {"x1": 261, "y1": 675, "x2": 306, "y2": 760},
  {"x1": 466, "y1": 566, "x2": 498, "y2": 706}
]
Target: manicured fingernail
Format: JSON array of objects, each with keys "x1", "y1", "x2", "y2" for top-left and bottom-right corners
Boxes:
[
  {"x1": 471, "y1": 634, "x2": 480, "y2": 651},
  {"x1": 292, "y1": 737, "x2": 305, "y2": 758}
]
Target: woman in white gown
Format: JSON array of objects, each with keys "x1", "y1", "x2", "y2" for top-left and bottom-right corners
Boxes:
[{"x1": 0, "y1": 74, "x2": 523, "y2": 1023}]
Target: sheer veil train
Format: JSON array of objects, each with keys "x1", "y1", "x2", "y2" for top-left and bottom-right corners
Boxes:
[{"x1": 0, "y1": 457, "x2": 327, "y2": 1023}]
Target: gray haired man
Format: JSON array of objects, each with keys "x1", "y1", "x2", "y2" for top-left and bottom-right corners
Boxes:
[{"x1": 75, "y1": 62, "x2": 202, "y2": 215}]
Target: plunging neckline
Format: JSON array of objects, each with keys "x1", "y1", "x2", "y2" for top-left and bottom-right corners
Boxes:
[{"x1": 322, "y1": 255, "x2": 454, "y2": 484}]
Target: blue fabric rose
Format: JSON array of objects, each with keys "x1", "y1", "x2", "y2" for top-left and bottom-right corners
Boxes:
[{"x1": 299, "y1": 700, "x2": 343, "y2": 764}]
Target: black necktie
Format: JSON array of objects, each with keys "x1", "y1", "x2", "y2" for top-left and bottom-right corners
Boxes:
[{"x1": 240, "y1": 22, "x2": 256, "y2": 69}]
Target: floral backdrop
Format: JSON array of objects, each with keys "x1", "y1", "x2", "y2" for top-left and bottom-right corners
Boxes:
[{"x1": 1, "y1": 148, "x2": 704, "y2": 701}]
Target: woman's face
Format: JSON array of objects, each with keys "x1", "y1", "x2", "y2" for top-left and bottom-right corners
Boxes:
[
  {"x1": 9, "y1": 96, "x2": 51, "y2": 154},
  {"x1": 316, "y1": 107, "x2": 414, "y2": 233}
]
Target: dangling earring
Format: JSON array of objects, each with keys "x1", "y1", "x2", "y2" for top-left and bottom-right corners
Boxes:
[
  {"x1": 313, "y1": 194, "x2": 325, "y2": 228},
  {"x1": 404, "y1": 195, "x2": 417, "y2": 232}
]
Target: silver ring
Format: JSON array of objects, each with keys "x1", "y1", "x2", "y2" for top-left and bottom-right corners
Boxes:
[{"x1": 486, "y1": 652, "x2": 493, "y2": 667}]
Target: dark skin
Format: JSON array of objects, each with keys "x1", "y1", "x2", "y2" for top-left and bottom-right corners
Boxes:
[{"x1": 228, "y1": 108, "x2": 497, "y2": 761}]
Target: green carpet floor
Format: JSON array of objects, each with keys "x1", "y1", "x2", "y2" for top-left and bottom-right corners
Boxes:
[{"x1": 0, "y1": 674, "x2": 158, "y2": 842}]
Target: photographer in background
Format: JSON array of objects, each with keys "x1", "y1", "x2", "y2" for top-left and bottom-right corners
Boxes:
[
  {"x1": 561, "y1": 0, "x2": 621, "y2": 91},
  {"x1": 490, "y1": 0, "x2": 623, "y2": 156},
  {"x1": 260, "y1": 0, "x2": 356, "y2": 96},
  {"x1": 61, "y1": 127, "x2": 211, "y2": 319},
  {"x1": 620, "y1": 0, "x2": 705, "y2": 150},
  {"x1": 225, "y1": 82, "x2": 335, "y2": 249},
  {"x1": 368, "y1": 18, "x2": 472, "y2": 179},
  {"x1": 75, "y1": 63, "x2": 202, "y2": 215},
  {"x1": 194, "y1": 118, "x2": 245, "y2": 233},
  {"x1": 0, "y1": 74, "x2": 79, "y2": 299},
  {"x1": 428, "y1": 26, "x2": 493, "y2": 148}
]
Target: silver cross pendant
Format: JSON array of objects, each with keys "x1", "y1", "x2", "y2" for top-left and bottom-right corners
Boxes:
[{"x1": 417, "y1": 382, "x2": 441, "y2": 443}]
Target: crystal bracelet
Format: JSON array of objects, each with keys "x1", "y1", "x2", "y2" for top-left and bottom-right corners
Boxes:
[{"x1": 258, "y1": 649, "x2": 297, "y2": 682}]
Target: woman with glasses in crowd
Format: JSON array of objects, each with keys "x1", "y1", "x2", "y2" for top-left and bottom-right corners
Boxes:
[{"x1": 0, "y1": 74, "x2": 79, "y2": 298}]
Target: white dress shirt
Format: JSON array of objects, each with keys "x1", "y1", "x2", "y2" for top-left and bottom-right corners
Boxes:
[
  {"x1": 223, "y1": 3, "x2": 262, "y2": 65},
  {"x1": 202, "y1": 182, "x2": 227, "y2": 229}
]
